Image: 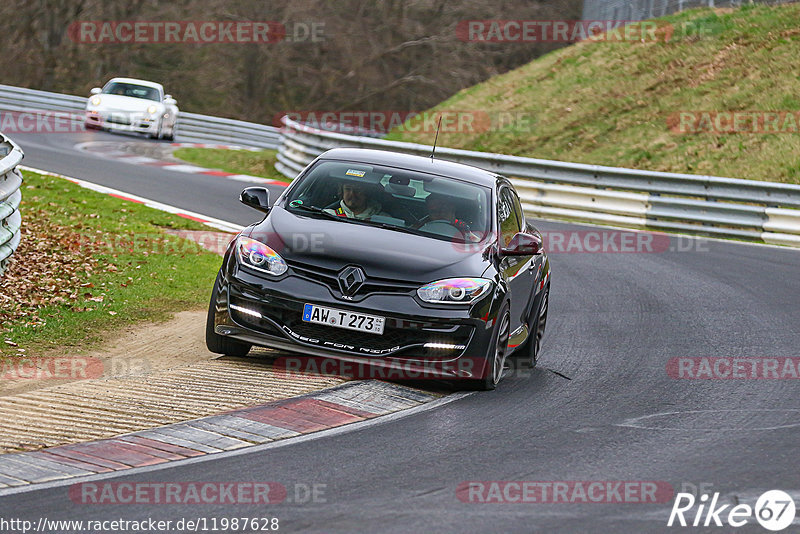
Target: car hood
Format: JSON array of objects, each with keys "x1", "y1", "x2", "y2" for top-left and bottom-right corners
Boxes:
[
  {"x1": 90, "y1": 95, "x2": 159, "y2": 113},
  {"x1": 247, "y1": 206, "x2": 491, "y2": 283}
]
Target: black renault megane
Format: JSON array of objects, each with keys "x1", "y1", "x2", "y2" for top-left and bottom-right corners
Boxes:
[{"x1": 206, "y1": 147, "x2": 550, "y2": 389}]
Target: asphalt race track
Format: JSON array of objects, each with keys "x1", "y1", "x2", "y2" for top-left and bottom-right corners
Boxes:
[
  {"x1": 9, "y1": 130, "x2": 287, "y2": 225},
  {"x1": 3, "y1": 130, "x2": 800, "y2": 533}
]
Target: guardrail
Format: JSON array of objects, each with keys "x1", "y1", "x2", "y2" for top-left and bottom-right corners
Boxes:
[
  {"x1": 0, "y1": 84, "x2": 281, "y2": 150},
  {"x1": 174, "y1": 112, "x2": 281, "y2": 149},
  {"x1": 1, "y1": 81, "x2": 798, "y2": 247},
  {"x1": 277, "y1": 116, "x2": 800, "y2": 246},
  {"x1": 0, "y1": 134, "x2": 23, "y2": 275}
]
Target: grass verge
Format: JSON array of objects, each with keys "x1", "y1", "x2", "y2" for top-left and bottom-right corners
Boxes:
[
  {"x1": 0, "y1": 170, "x2": 224, "y2": 357},
  {"x1": 389, "y1": 4, "x2": 800, "y2": 184},
  {"x1": 172, "y1": 147, "x2": 289, "y2": 182}
]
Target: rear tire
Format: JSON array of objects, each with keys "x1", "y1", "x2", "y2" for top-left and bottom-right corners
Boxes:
[{"x1": 205, "y1": 277, "x2": 251, "y2": 357}]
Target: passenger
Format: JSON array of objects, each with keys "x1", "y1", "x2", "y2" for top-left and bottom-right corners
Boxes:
[{"x1": 325, "y1": 181, "x2": 390, "y2": 220}]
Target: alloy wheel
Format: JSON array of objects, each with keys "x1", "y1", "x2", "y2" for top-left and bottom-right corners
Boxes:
[{"x1": 492, "y1": 312, "x2": 511, "y2": 385}]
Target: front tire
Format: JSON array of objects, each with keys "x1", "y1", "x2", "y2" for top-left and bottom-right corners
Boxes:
[
  {"x1": 205, "y1": 276, "x2": 252, "y2": 357},
  {"x1": 148, "y1": 121, "x2": 162, "y2": 140},
  {"x1": 514, "y1": 287, "x2": 548, "y2": 369},
  {"x1": 466, "y1": 305, "x2": 510, "y2": 391}
]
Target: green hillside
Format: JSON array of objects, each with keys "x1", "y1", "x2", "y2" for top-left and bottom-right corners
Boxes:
[{"x1": 390, "y1": 4, "x2": 800, "y2": 184}]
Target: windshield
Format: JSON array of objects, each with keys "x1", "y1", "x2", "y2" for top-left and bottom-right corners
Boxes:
[
  {"x1": 102, "y1": 82, "x2": 161, "y2": 101},
  {"x1": 285, "y1": 160, "x2": 492, "y2": 243}
]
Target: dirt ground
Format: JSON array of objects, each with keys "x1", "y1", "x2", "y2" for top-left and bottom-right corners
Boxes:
[{"x1": 0, "y1": 310, "x2": 345, "y2": 453}]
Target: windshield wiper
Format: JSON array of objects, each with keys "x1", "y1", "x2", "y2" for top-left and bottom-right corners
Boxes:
[
  {"x1": 288, "y1": 203, "x2": 344, "y2": 221},
  {"x1": 366, "y1": 222, "x2": 426, "y2": 236},
  {"x1": 288, "y1": 204, "x2": 385, "y2": 228}
]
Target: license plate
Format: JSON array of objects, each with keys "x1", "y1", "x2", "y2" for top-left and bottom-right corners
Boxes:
[
  {"x1": 108, "y1": 116, "x2": 131, "y2": 125},
  {"x1": 302, "y1": 304, "x2": 385, "y2": 335}
]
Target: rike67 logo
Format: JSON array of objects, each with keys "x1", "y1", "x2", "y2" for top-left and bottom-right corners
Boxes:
[{"x1": 668, "y1": 489, "x2": 796, "y2": 531}]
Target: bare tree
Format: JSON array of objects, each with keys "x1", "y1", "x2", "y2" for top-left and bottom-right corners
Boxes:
[{"x1": 0, "y1": 0, "x2": 582, "y2": 121}]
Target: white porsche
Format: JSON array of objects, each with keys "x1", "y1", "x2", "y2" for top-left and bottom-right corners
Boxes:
[{"x1": 84, "y1": 77, "x2": 178, "y2": 140}]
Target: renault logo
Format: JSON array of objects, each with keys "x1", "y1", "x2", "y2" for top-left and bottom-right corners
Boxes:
[{"x1": 337, "y1": 266, "x2": 365, "y2": 296}]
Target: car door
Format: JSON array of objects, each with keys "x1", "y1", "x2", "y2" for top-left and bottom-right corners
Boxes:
[
  {"x1": 514, "y1": 188, "x2": 546, "y2": 319},
  {"x1": 497, "y1": 186, "x2": 536, "y2": 331}
]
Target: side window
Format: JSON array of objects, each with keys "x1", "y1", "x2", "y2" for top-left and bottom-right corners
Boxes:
[
  {"x1": 509, "y1": 189, "x2": 525, "y2": 229},
  {"x1": 498, "y1": 188, "x2": 522, "y2": 247}
]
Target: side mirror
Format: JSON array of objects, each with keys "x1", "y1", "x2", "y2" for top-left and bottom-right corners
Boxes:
[
  {"x1": 90, "y1": 87, "x2": 102, "y2": 95},
  {"x1": 164, "y1": 96, "x2": 177, "y2": 106},
  {"x1": 500, "y1": 232, "x2": 542, "y2": 256},
  {"x1": 240, "y1": 187, "x2": 270, "y2": 213}
]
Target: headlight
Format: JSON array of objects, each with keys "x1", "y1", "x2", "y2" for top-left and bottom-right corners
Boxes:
[
  {"x1": 235, "y1": 236, "x2": 288, "y2": 276},
  {"x1": 147, "y1": 105, "x2": 158, "y2": 115},
  {"x1": 417, "y1": 278, "x2": 492, "y2": 304},
  {"x1": 90, "y1": 96, "x2": 101, "y2": 106}
]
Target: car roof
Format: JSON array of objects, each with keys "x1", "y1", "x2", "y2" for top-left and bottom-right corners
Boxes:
[
  {"x1": 105, "y1": 78, "x2": 164, "y2": 91},
  {"x1": 317, "y1": 148, "x2": 502, "y2": 188}
]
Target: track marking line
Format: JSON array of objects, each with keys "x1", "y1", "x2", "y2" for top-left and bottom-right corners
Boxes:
[
  {"x1": 19, "y1": 165, "x2": 244, "y2": 233},
  {"x1": 75, "y1": 140, "x2": 287, "y2": 186}
]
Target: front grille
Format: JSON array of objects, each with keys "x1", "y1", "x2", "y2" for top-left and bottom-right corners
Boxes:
[{"x1": 286, "y1": 260, "x2": 418, "y2": 298}]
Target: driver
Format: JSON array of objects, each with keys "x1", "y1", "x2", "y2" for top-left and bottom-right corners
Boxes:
[
  {"x1": 325, "y1": 181, "x2": 389, "y2": 220},
  {"x1": 416, "y1": 193, "x2": 470, "y2": 233},
  {"x1": 414, "y1": 193, "x2": 483, "y2": 242}
]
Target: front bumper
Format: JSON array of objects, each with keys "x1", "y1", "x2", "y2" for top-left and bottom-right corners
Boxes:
[
  {"x1": 212, "y1": 264, "x2": 500, "y2": 380},
  {"x1": 85, "y1": 110, "x2": 158, "y2": 134}
]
